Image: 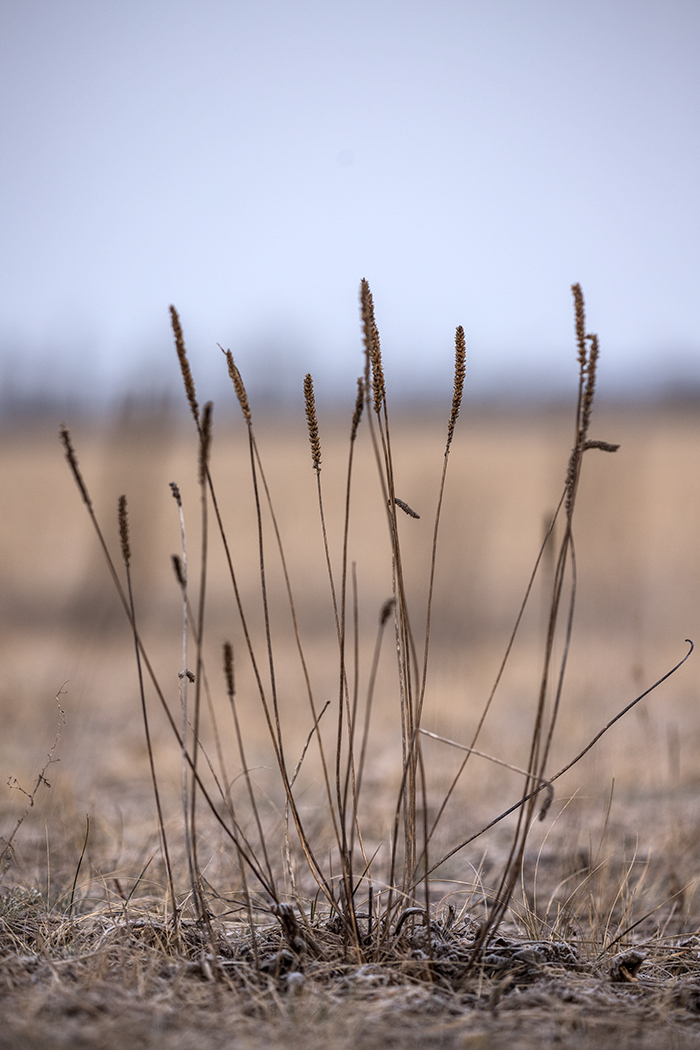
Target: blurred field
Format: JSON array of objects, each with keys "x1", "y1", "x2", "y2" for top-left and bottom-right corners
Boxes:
[{"x1": 2, "y1": 399, "x2": 700, "y2": 850}]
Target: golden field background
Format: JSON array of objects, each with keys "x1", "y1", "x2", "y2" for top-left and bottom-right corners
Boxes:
[{"x1": 2, "y1": 399, "x2": 700, "y2": 904}]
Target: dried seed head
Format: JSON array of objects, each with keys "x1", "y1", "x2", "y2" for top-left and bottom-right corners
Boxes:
[
  {"x1": 223, "y1": 642, "x2": 235, "y2": 699},
  {"x1": 59, "y1": 426, "x2": 92, "y2": 509},
  {"x1": 350, "y1": 376, "x2": 365, "y2": 441},
  {"x1": 393, "y1": 497, "x2": 420, "y2": 519},
  {"x1": 170, "y1": 306, "x2": 199, "y2": 424},
  {"x1": 172, "y1": 554, "x2": 185, "y2": 587},
  {"x1": 118, "y1": 495, "x2": 130, "y2": 566},
  {"x1": 360, "y1": 280, "x2": 374, "y2": 348},
  {"x1": 581, "y1": 333, "x2": 599, "y2": 438},
  {"x1": 370, "y1": 325, "x2": 385, "y2": 415},
  {"x1": 360, "y1": 279, "x2": 385, "y2": 414},
  {"x1": 447, "y1": 326, "x2": 466, "y2": 450},
  {"x1": 564, "y1": 450, "x2": 577, "y2": 514},
  {"x1": 566, "y1": 287, "x2": 599, "y2": 515},
  {"x1": 199, "y1": 401, "x2": 213, "y2": 484},
  {"x1": 571, "y1": 284, "x2": 587, "y2": 371},
  {"x1": 169, "y1": 481, "x2": 182, "y2": 507},
  {"x1": 584, "y1": 439, "x2": 619, "y2": 453},
  {"x1": 225, "y1": 350, "x2": 252, "y2": 423},
  {"x1": 538, "y1": 782, "x2": 554, "y2": 821},
  {"x1": 303, "y1": 373, "x2": 322, "y2": 473}
]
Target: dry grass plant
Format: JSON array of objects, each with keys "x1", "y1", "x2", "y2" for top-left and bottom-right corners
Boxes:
[{"x1": 2, "y1": 282, "x2": 697, "y2": 1048}]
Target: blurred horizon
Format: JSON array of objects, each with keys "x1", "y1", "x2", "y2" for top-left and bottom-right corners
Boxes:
[
  {"x1": 1, "y1": 1, "x2": 699, "y2": 404},
  {"x1": 3, "y1": 370, "x2": 700, "y2": 423}
]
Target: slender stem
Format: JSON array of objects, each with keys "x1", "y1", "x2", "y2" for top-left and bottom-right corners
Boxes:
[
  {"x1": 423, "y1": 640, "x2": 694, "y2": 881},
  {"x1": 124, "y1": 550, "x2": 177, "y2": 920}
]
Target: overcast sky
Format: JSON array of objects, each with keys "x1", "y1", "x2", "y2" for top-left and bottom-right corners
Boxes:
[{"x1": 1, "y1": 0, "x2": 699, "y2": 406}]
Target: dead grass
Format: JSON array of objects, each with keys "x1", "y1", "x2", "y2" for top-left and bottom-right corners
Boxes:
[{"x1": 4, "y1": 886, "x2": 700, "y2": 1049}]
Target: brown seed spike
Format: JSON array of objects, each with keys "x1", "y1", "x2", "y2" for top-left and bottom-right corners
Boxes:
[
  {"x1": 118, "y1": 495, "x2": 130, "y2": 566},
  {"x1": 223, "y1": 641, "x2": 235, "y2": 699},
  {"x1": 172, "y1": 554, "x2": 185, "y2": 587},
  {"x1": 584, "y1": 440, "x2": 619, "y2": 453},
  {"x1": 59, "y1": 426, "x2": 92, "y2": 509},
  {"x1": 571, "y1": 284, "x2": 587, "y2": 371},
  {"x1": 170, "y1": 306, "x2": 199, "y2": 425},
  {"x1": 581, "y1": 333, "x2": 599, "y2": 439},
  {"x1": 199, "y1": 401, "x2": 213, "y2": 484},
  {"x1": 169, "y1": 481, "x2": 182, "y2": 508},
  {"x1": 350, "y1": 376, "x2": 364, "y2": 442},
  {"x1": 304, "y1": 374, "x2": 322, "y2": 473},
  {"x1": 359, "y1": 280, "x2": 385, "y2": 415},
  {"x1": 447, "y1": 326, "x2": 466, "y2": 451},
  {"x1": 393, "y1": 497, "x2": 420, "y2": 519},
  {"x1": 370, "y1": 330, "x2": 385, "y2": 415},
  {"x1": 360, "y1": 279, "x2": 374, "y2": 344},
  {"x1": 225, "y1": 351, "x2": 252, "y2": 423}
]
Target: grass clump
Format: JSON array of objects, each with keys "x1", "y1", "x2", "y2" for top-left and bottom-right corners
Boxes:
[{"x1": 1, "y1": 281, "x2": 697, "y2": 1049}]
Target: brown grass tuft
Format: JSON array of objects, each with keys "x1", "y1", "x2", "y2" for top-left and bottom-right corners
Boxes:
[{"x1": 25, "y1": 280, "x2": 696, "y2": 1050}]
